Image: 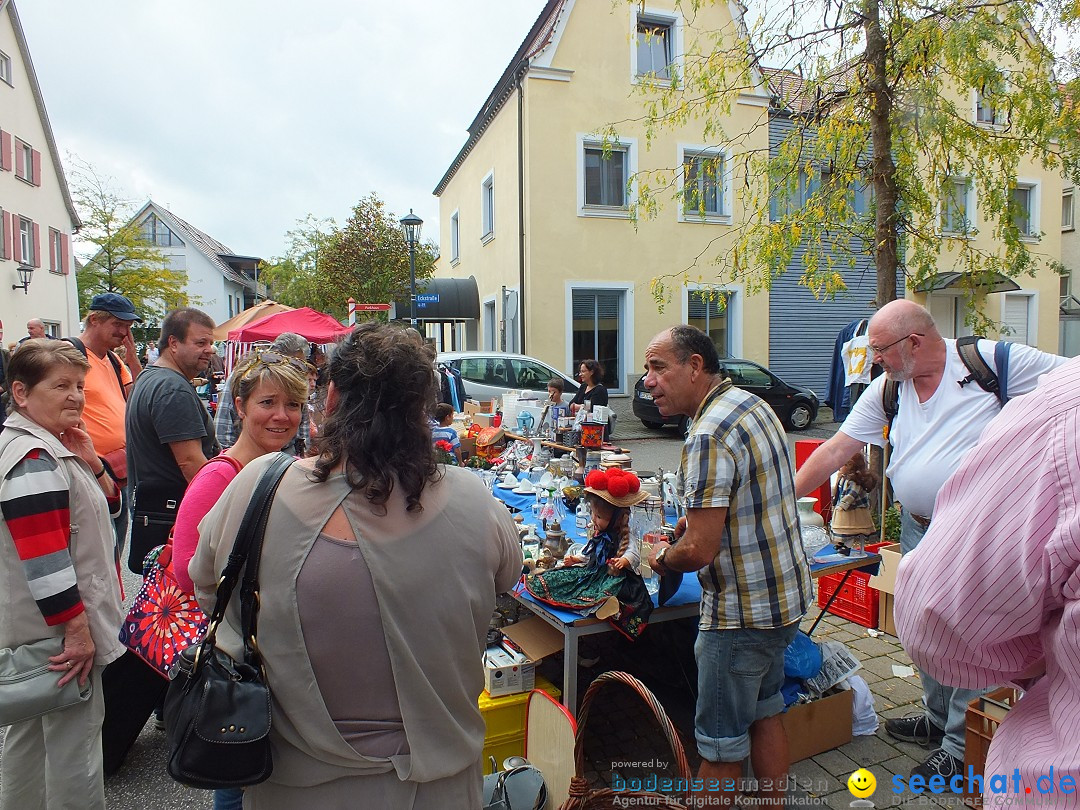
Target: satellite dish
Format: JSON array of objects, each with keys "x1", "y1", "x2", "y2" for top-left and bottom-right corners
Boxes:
[{"x1": 504, "y1": 290, "x2": 519, "y2": 321}]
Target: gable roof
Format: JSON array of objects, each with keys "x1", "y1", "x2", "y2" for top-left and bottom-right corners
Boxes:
[
  {"x1": 133, "y1": 200, "x2": 264, "y2": 292},
  {"x1": 433, "y1": 0, "x2": 568, "y2": 196},
  {"x1": 2, "y1": 0, "x2": 81, "y2": 229}
]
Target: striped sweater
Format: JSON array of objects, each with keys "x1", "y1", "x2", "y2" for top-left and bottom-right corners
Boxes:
[{"x1": 1, "y1": 448, "x2": 117, "y2": 625}]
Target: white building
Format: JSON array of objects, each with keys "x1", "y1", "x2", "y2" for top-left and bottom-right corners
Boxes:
[{"x1": 0, "y1": 0, "x2": 80, "y2": 343}]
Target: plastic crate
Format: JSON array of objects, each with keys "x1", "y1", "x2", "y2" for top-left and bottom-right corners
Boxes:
[
  {"x1": 482, "y1": 731, "x2": 525, "y2": 774},
  {"x1": 815, "y1": 541, "x2": 891, "y2": 628},
  {"x1": 963, "y1": 688, "x2": 1019, "y2": 806},
  {"x1": 478, "y1": 674, "x2": 561, "y2": 741}
]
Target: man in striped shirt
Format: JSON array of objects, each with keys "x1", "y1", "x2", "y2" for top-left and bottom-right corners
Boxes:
[{"x1": 645, "y1": 325, "x2": 811, "y2": 808}]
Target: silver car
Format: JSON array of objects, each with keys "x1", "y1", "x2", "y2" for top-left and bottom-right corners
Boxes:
[{"x1": 436, "y1": 351, "x2": 579, "y2": 405}]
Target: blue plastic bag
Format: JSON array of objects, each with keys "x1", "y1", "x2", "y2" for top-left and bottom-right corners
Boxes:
[{"x1": 784, "y1": 631, "x2": 822, "y2": 680}]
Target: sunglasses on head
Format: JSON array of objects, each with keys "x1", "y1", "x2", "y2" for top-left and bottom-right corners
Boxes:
[{"x1": 242, "y1": 350, "x2": 308, "y2": 378}]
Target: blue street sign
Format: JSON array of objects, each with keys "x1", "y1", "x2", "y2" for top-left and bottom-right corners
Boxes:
[{"x1": 416, "y1": 293, "x2": 440, "y2": 304}]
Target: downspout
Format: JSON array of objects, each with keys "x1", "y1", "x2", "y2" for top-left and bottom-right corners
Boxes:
[{"x1": 517, "y1": 61, "x2": 528, "y2": 354}]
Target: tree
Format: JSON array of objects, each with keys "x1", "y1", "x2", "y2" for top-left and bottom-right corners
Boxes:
[
  {"x1": 260, "y1": 214, "x2": 336, "y2": 309},
  {"x1": 69, "y1": 157, "x2": 189, "y2": 320},
  {"x1": 312, "y1": 193, "x2": 437, "y2": 320},
  {"x1": 617, "y1": 0, "x2": 1080, "y2": 330}
]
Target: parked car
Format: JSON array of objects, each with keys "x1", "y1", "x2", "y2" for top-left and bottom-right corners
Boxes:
[
  {"x1": 634, "y1": 358, "x2": 819, "y2": 432},
  {"x1": 436, "y1": 351, "x2": 579, "y2": 405}
]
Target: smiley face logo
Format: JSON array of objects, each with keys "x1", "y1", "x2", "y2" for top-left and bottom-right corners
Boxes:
[{"x1": 848, "y1": 768, "x2": 876, "y2": 798}]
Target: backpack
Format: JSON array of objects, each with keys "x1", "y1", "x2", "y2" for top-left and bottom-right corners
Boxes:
[
  {"x1": 62, "y1": 336, "x2": 127, "y2": 399},
  {"x1": 882, "y1": 335, "x2": 1011, "y2": 442}
]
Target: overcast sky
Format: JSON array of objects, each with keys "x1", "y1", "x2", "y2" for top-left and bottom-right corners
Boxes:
[{"x1": 16, "y1": 0, "x2": 548, "y2": 261}]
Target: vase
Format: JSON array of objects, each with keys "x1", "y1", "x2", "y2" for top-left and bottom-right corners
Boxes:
[{"x1": 797, "y1": 497, "x2": 830, "y2": 557}]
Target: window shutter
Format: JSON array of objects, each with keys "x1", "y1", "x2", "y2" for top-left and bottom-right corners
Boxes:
[
  {"x1": 1, "y1": 211, "x2": 9, "y2": 259},
  {"x1": 61, "y1": 232, "x2": 70, "y2": 274},
  {"x1": 31, "y1": 150, "x2": 41, "y2": 186},
  {"x1": 48, "y1": 228, "x2": 56, "y2": 270},
  {"x1": 0, "y1": 130, "x2": 9, "y2": 171},
  {"x1": 32, "y1": 221, "x2": 40, "y2": 267},
  {"x1": 11, "y1": 217, "x2": 21, "y2": 263},
  {"x1": 14, "y1": 140, "x2": 23, "y2": 177}
]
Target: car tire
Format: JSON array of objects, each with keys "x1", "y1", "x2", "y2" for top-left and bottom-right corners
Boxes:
[
  {"x1": 786, "y1": 402, "x2": 814, "y2": 431},
  {"x1": 640, "y1": 419, "x2": 664, "y2": 430}
]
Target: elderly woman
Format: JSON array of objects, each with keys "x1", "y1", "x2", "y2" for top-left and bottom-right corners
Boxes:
[
  {"x1": 190, "y1": 322, "x2": 522, "y2": 808},
  {"x1": 0, "y1": 340, "x2": 125, "y2": 810}
]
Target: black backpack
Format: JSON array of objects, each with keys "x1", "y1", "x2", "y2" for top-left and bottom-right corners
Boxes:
[
  {"x1": 62, "y1": 336, "x2": 127, "y2": 399},
  {"x1": 882, "y1": 335, "x2": 1011, "y2": 441}
]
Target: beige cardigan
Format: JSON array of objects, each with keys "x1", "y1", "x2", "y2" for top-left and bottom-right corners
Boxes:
[{"x1": 190, "y1": 456, "x2": 522, "y2": 788}]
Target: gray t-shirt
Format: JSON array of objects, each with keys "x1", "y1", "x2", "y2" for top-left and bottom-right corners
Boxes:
[{"x1": 125, "y1": 364, "x2": 219, "y2": 495}]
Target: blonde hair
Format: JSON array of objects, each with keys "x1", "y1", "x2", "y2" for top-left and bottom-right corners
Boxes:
[{"x1": 228, "y1": 350, "x2": 309, "y2": 410}]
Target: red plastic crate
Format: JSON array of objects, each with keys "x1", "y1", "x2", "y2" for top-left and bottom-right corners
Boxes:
[{"x1": 815, "y1": 541, "x2": 891, "y2": 628}]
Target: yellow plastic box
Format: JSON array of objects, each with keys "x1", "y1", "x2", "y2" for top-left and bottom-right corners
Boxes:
[
  {"x1": 478, "y1": 674, "x2": 561, "y2": 742},
  {"x1": 482, "y1": 731, "x2": 526, "y2": 774}
]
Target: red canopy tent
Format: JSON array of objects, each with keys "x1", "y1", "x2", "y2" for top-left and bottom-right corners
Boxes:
[{"x1": 228, "y1": 307, "x2": 352, "y2": 343}]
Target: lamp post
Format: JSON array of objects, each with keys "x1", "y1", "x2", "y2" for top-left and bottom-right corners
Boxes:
[
  {"x1": 11, "y1": 265, "x2": 33, "y2": 294},
  {"x1": 399, "y1": 209, "x2": 423, "y2": 331}
]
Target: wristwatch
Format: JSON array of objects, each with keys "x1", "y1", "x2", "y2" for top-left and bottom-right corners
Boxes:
[{"x1": 655, "y1": 545, "x2": 670, "y2": 571}]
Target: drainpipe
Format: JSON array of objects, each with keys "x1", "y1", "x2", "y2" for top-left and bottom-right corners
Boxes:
[{"x1": 517, "y1": 61, "x2": 528, "y2": 354}]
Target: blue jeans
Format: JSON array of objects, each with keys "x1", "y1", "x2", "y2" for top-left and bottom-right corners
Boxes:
[
  {"x1": 694, "y1": 623, "x2": 799, "y2": 763},
  {"x1": 213, "y1": 788, "x2": 244, "y2": 810},
  {"x1": 899, "y1": 509, "x2": 986, "y2": 760}
]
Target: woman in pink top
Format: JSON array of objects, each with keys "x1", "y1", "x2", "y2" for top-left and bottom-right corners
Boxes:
[{"x1": 173, "y1": 349, "x2": 308, "y2": 593}]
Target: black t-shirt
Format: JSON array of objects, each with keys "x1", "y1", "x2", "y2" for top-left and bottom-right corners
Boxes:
[
  {"x1": 125, "y1": 365, "x2": 220, "y2": 495},
  {"x1": 571, "y1": 383, "x2": 608, "y2": 410}
]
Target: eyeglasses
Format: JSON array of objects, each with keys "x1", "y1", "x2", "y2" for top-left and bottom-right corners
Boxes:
[
  {"x1": 241, "y1": 350, "x2": 308, "y2": 379},
  {"x1": 869, "y1": 333, "x2": 924, "y2": 356}
]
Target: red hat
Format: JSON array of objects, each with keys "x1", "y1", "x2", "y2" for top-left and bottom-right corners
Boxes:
[{"x1": 584, "y1": 469, "x2": 648, "y2": 507}]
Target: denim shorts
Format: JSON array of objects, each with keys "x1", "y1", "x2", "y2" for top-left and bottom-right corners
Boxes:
[{"x1": 694, "y1": 623, "x2": 799, "y2": 763}]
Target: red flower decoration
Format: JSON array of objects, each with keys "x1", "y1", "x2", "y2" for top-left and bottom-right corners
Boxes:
[
  {"x1": 435, "y1": 440, "x2": 454, "y2": 452},
  {"x1": 585, "y1": 469, "x2": 609, "y2": 490},
  {"x1": 607, "y1": 476, "x2": 631, "y2": 498}
]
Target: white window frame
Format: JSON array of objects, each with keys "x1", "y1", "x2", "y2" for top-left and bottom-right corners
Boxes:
[
  {"x1": 1011, "y1": 180, "x2": 1039, "y2": 241},
  {"x1": 564, "y1": 281, "x2": 635, "y2": 395},
  {"x1": 1000, "y1": 290, "x2": 1038, "y2": 346},
  {"x1": 49, "y1": 228, "x2": 63, "y2": 274},
  {"x1": 577, "y1": 134, "x2": 637, "y2": 219},
  {"x1": 973, "y1": 89, "x2": 1007, "y2": 128},
  {"x1": 450, "y1": 209, "x2": 460, "y2": 264},
  {"x1": 630, "y1": 7, "x2": 683, "y2": 87},
  {"x1": 1063, "y1": 189, "x2": 1074, "y2": 232},
  {"x1": 0, "y1": 50, "x2": 11, "y2": 86},
  {"x1": 480, "y1": 172, "x2": 495, "y2": 244},
  {"x1": 15, "y1": 139, "x2": 33, "y2": 184},
  {"x1": 18, "y1": 217, "x2": 33, "y2": 265},
  {"x1": 482, "y1": 296, "x2": 497, "y2": 350},
  {"x1": 940, "y1": 176, "x2": 975, "y2": 237},
  {"x1": 678, "y1": 144, "x2": 733, "y2": 224},
  {"x1": 682, "y1": 283, "x2": 744, "y2": 357}
]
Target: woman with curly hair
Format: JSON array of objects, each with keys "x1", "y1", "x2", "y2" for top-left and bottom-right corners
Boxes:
[
  {"x1": 189, "y1": 322, "x2": 522, "y2": 809},
  {"x1": 525, "y1": 469, "x2": 653, "y2": 639}
]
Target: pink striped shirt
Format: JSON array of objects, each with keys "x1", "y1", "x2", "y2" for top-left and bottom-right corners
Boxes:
[{"x1": 896, "y1": 357, "x2": 1080, "y2": 803}]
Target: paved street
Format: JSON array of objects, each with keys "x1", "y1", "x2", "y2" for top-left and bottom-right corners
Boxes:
[{"x1": 1, "y1": 402, "x2": 950, "y2": 809}]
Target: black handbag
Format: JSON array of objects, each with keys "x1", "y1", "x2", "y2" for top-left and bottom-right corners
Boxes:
[
  {"x1": 163, "y1": 452, "x2": 293, "y2": 790},
  {"x1": 129, "y1": 482, "x2": 182, "y2": 574}
]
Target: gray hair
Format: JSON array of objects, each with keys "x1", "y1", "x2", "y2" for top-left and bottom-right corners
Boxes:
[{"x1": 271, "y1": 332, "x2": 308, "y2": 356}]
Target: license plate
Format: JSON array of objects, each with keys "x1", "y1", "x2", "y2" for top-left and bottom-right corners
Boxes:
[{"x1": 637, "y1": 390, "x2": 653, "y2": 401}]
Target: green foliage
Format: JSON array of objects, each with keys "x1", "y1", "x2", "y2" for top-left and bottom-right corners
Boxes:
[
  {"x1": 260, "y1": 214, "x2": 335, "y2": 309},
  {"x1": 619, "y1": 0, "x2": 1080, "y2": 325},
  {"x1": 70, "y1": 157, "x2": 189, "y2": 320}
]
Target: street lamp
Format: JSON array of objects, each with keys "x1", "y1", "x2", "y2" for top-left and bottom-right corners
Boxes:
[
  {"x1": 11, "y1": 265, "x2": 33, "y2": 294},
  {"x1": 399, "y1": 209, "x2": 423, "y2": 331}
]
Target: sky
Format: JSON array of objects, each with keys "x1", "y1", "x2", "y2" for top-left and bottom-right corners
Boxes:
[{"x1": 15, "y1": 0, "x2": 548, "y2": 261}]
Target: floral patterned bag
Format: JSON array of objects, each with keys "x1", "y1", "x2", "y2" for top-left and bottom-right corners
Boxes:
[{"x1": 118, "y1": 543, "x2": 208, "y2": 679}]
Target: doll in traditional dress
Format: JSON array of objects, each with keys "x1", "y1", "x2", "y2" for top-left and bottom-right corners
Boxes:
[
  {"x1": 524, "y1": 469, "x2": 653, "y2": 639},
  {"x1": 830, "y1": 450, "x2": 879, "y2": 555}
]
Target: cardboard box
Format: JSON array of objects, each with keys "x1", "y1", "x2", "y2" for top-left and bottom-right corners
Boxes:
[
  {"x1": 460, "y1": 436, "x2": 476, "y2": 458},
  {"x1": 878, "y1": 592, "x2": 896, "y2": 636},
  {"x1": 867, "y1": 542, "x2": 902, "y2": 595},
  {"x1": 782, "y1": 689, "x2": 854, "y2": 763},
  {"x1": 470, "y1": 413, "x2": 495, "y2": 428},
  {"x1": 483, "y1": 644, "x2": 536, "y2": 697},
  {"x1": 502, "y1": 616, "x2": 565, "y2": 662},
  {"x1": 464, "y1": 400, "x2": 495, "y2": 416}
]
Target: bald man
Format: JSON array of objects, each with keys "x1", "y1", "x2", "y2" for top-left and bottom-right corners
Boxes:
[
  {"x1": 795, "y1": 298, "x2": 1065, "y2": 781},
  {"x1": 19, "y1": 318, "x2": 49, "y2": 343}
]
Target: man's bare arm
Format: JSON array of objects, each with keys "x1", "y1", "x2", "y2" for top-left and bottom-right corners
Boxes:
[{"x1": 793, "y1": 432, "x2": 864, "y2": 498}]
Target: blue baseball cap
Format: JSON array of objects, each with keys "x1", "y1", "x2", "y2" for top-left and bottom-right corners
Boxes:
[{"x1": 88, "y1": 292, "x2": 142, "y2": 322}]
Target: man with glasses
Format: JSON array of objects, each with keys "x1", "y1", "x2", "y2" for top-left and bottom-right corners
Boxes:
[{"x1": 795, "y1": 298, "x2": 1064, "y2": 781}]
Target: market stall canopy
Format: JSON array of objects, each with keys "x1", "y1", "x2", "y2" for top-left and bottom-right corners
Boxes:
[
  {"x1": 392, "y1": 276, "x2": 480, "y2": 321},
  {"x1": 213, "y1": 300, "x2": 295, "y2": 341},
  {"x1": 914, "y1": 271, "x2": 1021, "y2": 294},
  {"x1": 228, "y1": 307, "x2": 352, "y2": 343}
]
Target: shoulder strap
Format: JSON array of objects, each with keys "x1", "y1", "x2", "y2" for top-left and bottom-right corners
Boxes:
[
  {"x1": 61, "y1": 336, "x2": 87, "y2": 357},
  {"x1": 956, "y1": 336, "x2": 1007, "y2": 405},
  {"x1": 881, "y1": 379, "x2": 900, "y2": 443},
  {"x1": 63, "y1": 336, "x2": 126, "y2": 398}
]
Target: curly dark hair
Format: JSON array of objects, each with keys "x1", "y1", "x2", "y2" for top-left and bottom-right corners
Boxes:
[{"x1": 312, "y1": 322, "x2": 440, "y2": 513}]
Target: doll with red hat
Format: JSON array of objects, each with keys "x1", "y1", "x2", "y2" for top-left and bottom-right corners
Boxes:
[{"x1": 524, "y1": 468, "x2": 654, "y2": 639}]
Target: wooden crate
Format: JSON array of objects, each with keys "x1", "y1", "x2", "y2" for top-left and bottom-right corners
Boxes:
[{"x1": 963, "y1": 687, "x2": 1019, "y2": 806}]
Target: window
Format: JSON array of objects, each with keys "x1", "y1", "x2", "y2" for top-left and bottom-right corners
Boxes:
[
  {"x1": 19, "y1": 217, "x2": 34, "y2": 266},
  {"x1": 682, "y1": 149, "x2": 728, "y2": 220},
  {"x1": 636, "y1": 19, "x2": 672, "y2": 80},
  {"x1": 450, "y1": 210, "x2": 460, "y2": 262},
  {"x1": 14, "y1": 139, "x2": 36, "y2": 184},
  {"x1": 481, "y1": 173, "x2": 494, "y2": 242},
  {"x1": 0, "y1": 50, "x2": 11, "y2": 86},
  {"x1": 941, "y1": 178, "x2": 973, "y2": 235},
  {"x1": 724, "y1": 362, "x2": 772, "y2": 389},
  {"x1": 1012, "y1": 183, "x2": 1036, "y2": 238},
  {"x1": 483, "y1": 299, "x2": 497, "y2": 350},
  {"x1": 1063, "y1": 190, "x2": 1074, "y2": 231},
  {"x1": 49, "y1": 228, "x2": 63, "y2": 274},
  {"x1": 510, "y1": 359, "x2": 557, "y2": 392},
  {"x1": 585, "y1": 145, "x2": 627, "y2": 207},
  {"x1": 976, "y1": 92, "x2": 1007, "y2": 126},
  {"x1": 140, "y1": 213, "x2": 180, "y2": 247},
  {"x1": 687, "y1": 289, "x2": 731, "y2": 356},
  {"x1": 1003, "y1": 293, "x2": 1035, "y2": 346},
  {"x1": 458, "y1": 358, "x2": 509, "y2": 387},
  {"x1": 571, "y1": 289, "x2": 624, "y2": 392}
]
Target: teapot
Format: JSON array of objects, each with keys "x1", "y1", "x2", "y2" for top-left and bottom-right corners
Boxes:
[{"x1": 542, "y1": 521, "x2": 569, "y2": 560}]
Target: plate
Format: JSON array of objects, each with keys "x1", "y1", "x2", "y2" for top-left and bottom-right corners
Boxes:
[
  {"x1": 497, "y1": 481, "x2": 519, "y2": 489},
  {"x1": 512, "y1": 486, "x2": 537, "y2": 495}
]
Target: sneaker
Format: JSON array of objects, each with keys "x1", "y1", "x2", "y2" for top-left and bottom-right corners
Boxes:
[
  {"x1": 153, "y1": 716, "x2": 166, "y2": 732},
  {"x1": 884, "y1": 713, "x2": 945, "y2": 747},
  {"x1": 911, "y1": 748, "x2": 962, "y2": 780}
]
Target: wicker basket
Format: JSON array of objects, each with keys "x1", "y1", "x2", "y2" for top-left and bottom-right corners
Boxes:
[{"x1": 557, "y1": 671, "x2": 690, "y2": 810}]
